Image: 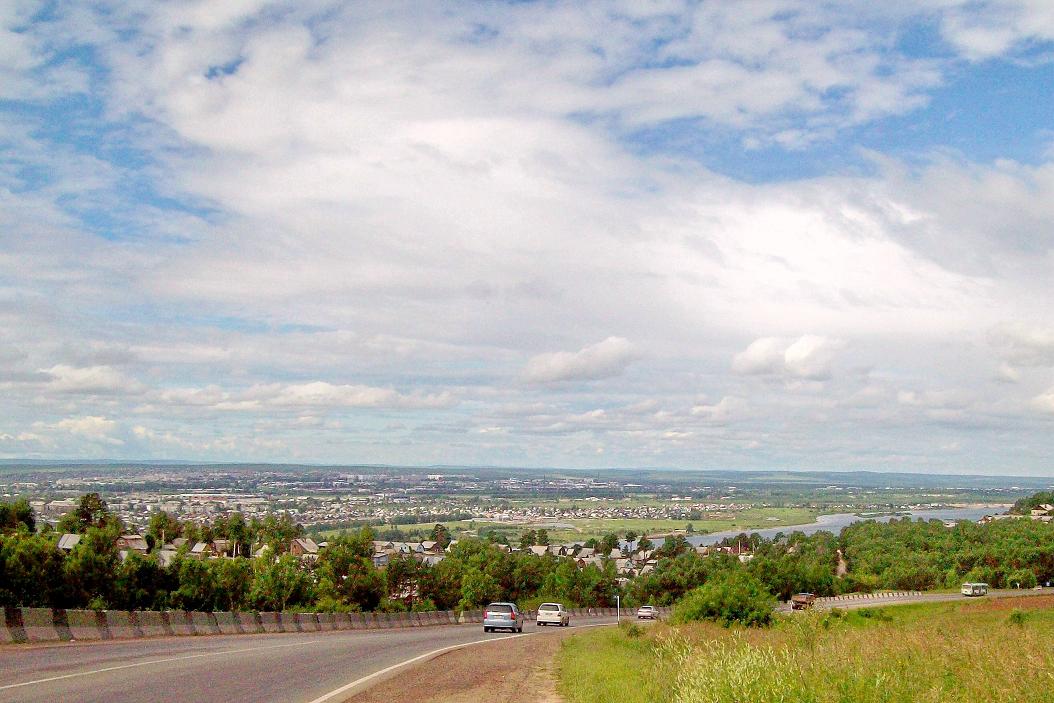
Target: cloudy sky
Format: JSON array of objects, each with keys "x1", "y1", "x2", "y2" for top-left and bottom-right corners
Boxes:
[{"x1": 3, "y1": 1, "x2": 1054, "y2": 474}]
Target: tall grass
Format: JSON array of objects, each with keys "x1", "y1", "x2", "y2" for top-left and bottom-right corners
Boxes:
[{"x1": 559, "y1": 597, "x2": 1054, "y2": 703}]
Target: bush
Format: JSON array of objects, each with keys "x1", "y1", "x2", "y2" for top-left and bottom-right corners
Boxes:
[
  {"x1": 1007, "y1": 609, "x2": 1028, "y2": 626},
  {"x1": 672, "y1": 570, "x2": 776, "y2": 627}
]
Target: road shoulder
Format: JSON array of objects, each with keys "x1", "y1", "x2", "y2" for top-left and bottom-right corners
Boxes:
[{"x1": 344, "y1": 628, "x2": 575, "y2": 703}]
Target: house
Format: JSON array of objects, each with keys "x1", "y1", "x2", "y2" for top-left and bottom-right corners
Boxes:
[
  {"x1": 372, "y1": 551, "x2": 391, "y2": 568},
  {"x1": 290, "y1": 537, "x2": 319, "y2": 560},
  {"x1": 212, "y1": 538, "x2": 233, "y2": 557},
  {"x1": 190, "y1": 542, "x2": 214, "y2": 558},
  {"x1": 528, "y1": 546, "x2": 549, "y2": 557},
  {"x1": 56, "y1": 533, "x2": 81, "y2": 552},
  {"x1": 115, "y1": 534, "x2": 150, "y2": 554},
  {"x1": 157, "y1": 549, "x2": 178, "y2": 568}
]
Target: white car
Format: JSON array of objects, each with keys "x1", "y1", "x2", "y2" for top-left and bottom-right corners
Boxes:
[
  {"x1": 637, "y1": 605, "x2": 658, "y2": 620},
  {"x1": 536, "y1": 602, "x2": 570, "y2": 627}
]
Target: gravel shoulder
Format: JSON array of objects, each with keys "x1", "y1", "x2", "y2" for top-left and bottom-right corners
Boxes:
[{"x1": 344, "y1": 628, "x2": 577, "y2": 703}]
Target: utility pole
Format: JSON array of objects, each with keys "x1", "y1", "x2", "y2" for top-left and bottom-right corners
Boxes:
[{"x1": 616, "y1": 594, "x2": 620, "y2": 624}]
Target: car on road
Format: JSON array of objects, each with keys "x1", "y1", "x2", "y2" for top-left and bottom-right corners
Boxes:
[
  {"x1": 637, "y1": 605, "x2": 658, "y2": 620},
  {"x1": 961, "y1": 582, "x2": 989, "y2": 597},
  {"x1": 536, "y1": 602, "x2": 570, "y2": 627},
  {"x1": 483, "y1": 602, "x2": 525, "y2": 632},
  {"x1": 791, "y1": 593, "x2": 817, "y2": 610}
]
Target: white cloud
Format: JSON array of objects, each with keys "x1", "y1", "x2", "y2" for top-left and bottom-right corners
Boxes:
[
  {"x1": 51, "y1": 416, "x2": 124, "y2": 445},
  {"x1": 524, "y1": 337, "x2": 639, "y2": 383},
  {"x1": 990, "y1": 323, "x2": 1054, "y2": 367},
  {"x1": 733, "y1": 335, "x2": 842, "y2": 380},
  {"x1": 691, "y1": 396, "x2": 749, "y2": 423},
  {"x1": 1032, "y1": 388, "x2": 1054, "y2": 414},
  {"x1": 44, "y1": 364, "x2": 141, "y2": 394}
]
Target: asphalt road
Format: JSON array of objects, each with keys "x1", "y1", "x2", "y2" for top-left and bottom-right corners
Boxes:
[
  {"x1": 4, "y1": 589, "x2": 1048, "y2": 703},
  {"x1": 0, "y1": 616, "x2": 621, "y2": 703}
]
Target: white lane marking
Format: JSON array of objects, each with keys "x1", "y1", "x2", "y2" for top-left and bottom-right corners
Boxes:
[
  {"x1": 305, "y1": 621, "x2": 617, "y2": 703},
  {"x1": 0, "y1": 638, "x2": 327, "y2": 691}
]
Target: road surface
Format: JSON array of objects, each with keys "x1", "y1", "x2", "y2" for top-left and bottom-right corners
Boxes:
[{"x1": 0, "y1": 616, "x2": 621, "y2": 703}]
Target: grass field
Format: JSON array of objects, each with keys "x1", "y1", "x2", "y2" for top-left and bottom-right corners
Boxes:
[
  {"x1": 317, "y1": 506, "x2": 819, "y2": 542},
  {"x1": 558, "y1": 596, "x2": 1054, "y2": 703}
]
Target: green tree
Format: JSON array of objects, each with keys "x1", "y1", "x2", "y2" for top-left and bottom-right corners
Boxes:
[
  {"x1": 430, "y1": 523, "x2": 451, "y2": 549},
  {"x1": 0, "y1": 498, "x2": 36, "y2": 533},
  {"x1": 0, "y1": 533, "x2": 66, "y2": 606},
  {"x1": 459, "y1": 567, "x2": 499, "y2": 609},
  {"x1": 251, "y1": 554, "x2": 313, "y2": 611},
  {"x1": 673, "y1": 570, "x2": 776, "y2": 627},
  {"x1": 58, "y1": 492, "x2": 113, "y2": 534},
  {"x1": 519, "y1": 529, "x2": 537, "y2": 549},
  {"x1": 64, "y1": 525, "x2": 120, "y2": 607},
  {"x1": 536, "y1": 529, "x2": 550, "y2": 546},
  {"x1": 213, "y1": 558, "x2": 254, "y2": 611}
]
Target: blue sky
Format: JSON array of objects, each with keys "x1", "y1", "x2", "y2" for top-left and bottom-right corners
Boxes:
[{"x1": 2, "y1": 1, "x2": 1054, "y2": 474}]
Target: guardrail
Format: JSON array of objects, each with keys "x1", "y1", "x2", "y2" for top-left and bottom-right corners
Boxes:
[
  {"x1": 1, "y1": 606, "x2": 662, "y2": 645},
  {"x1": 814, "y1": 591, "x2": 922, "y2": 605}
]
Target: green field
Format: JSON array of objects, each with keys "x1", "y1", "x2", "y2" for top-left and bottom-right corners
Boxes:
[
  {"x1": 319, "y1": 506, "x2": 818, "y2": 542},
  {"x1": 558, "y1": 596, "x2": 1054, "y2": 703}
]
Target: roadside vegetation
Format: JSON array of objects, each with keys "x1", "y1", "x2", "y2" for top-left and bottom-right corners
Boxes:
[
  {"x1": 3, "y1": 491, "x2": 1052, "y2": 613},
  {"x1": 559, "y1": 597, "x2": 1054, "y2": 703}
]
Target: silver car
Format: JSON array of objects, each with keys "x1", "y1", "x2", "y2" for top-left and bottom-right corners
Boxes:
[
  {"x1": 483, "y1": 602, "x2": 524, "y2": 632},
  {"x1": 536, "y1": 602, "x2": 570, "y2": 627},
  {"x1": 637, "y1": 605, "x2": 658, "y2": 620}
]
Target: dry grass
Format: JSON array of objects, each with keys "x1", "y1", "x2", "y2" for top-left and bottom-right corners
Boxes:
[{"x1": 560, "y1": 597, "x2": 1054, "y2": 703}]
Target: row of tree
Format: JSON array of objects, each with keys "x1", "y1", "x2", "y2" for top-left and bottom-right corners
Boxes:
[{"x1": 5, "y1": 493, "x2": 1053, "y2": 612}]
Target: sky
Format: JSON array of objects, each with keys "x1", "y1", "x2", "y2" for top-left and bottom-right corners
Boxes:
[{"x1": 2, "y1": 1, "x2": 1054, "y2": 474}]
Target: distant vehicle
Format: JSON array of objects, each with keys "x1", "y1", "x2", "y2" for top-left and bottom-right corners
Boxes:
[
  {"x1": 637, "y1": 605, "x2": 658, "y2": 620},
  {"x1": 961, "y1": 582, "x2": 989, "y2": 597},
  {"x1": 791, "y1": 593, "x2": 817, "y2": 610},
  {"x1": 483, "y1": 602, "x2": 524, "y2": 632},
  {"x1": 536, "y1": 602, "x2": 570, "y2": 627}
]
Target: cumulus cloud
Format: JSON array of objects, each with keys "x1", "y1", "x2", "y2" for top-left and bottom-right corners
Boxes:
[
  {"x1": 44, "y1": 365, "x2": 142, "y2": 394},
  {"x1": 691, "y1": 396, "x2": 749, "y2": 423},
  {"x1": 733, "y1": 336, "x2": 842, "y2": 380},
  {"x1": 51, "y1": 416, "x2": 124, "y2": 445},
  {"x1": 990, "y1": 323, "x2": 1054, "y2": 367},
  {"x1": 1033, "y1": 389, "x2": 1054, "y2": 414},
  {"x1": 1, "y1": 2, "x2": 1053, "y2": 469},
  {"x1": 524, "y1": 337, "x2": 639, "y2": 383}
]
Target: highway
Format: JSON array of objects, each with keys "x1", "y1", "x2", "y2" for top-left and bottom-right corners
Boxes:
[
  {"x1": 3, "y1": 589, "x2": 1047, "y2": 703},
  {"x1": 0, "y1": 616, "x2": 621, "y2": 703}
]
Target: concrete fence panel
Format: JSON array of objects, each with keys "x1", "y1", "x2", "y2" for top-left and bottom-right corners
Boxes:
[
  {"x1": 0, "y1": 607, "x2": 20, "y2": 644},
  {"x1": 377, "y1": 612, "x2": 396, "y2": 629},
  {"x1": 104, "y1": 611, "x2": 140, "y2": 640},
  {"x1": 190, "y1": 611, "x2": 220, "y2": 636},
  {"x1": 4, "y1": 607, "x2": 26, "y2": 643},
  {"x1": 20, "y1": 608, "x2": 61, "y2": 642},
  {"x1": 295, "y1": 613, "x2": 320, "y2": 632},
  {"x1": 317, "y1": 612, "x2": 337, "y2": 630},
  {"x1": 213, "y1": 611, "x2": 241, "y2": 635},
  {"x1": 66, "y1": 609, "x2": 108, "y2": 640},
  {"x1": 236, "y1": 611, "x2": 263, "y2": 634},
  {"x1": 104, "y1": 610, "x2": 138, "y2": 639},
  {"x1": 165, "y1": 611, "x2": 193, "y2": 636},
  {"x1": 260, "y1": 612, "x2": 283, "y2": 633},
  {"x1": 137, "y1": 610, "x2": 171, "y2": 638}
]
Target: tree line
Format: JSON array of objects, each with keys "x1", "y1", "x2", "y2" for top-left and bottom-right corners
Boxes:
[{"x1": 4, "y1": 492, "x2": 1052, "y2": 612}]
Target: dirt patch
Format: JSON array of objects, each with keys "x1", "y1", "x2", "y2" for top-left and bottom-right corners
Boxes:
[
  {"x1": 345, "y1": 630, "x2": 575, "y2": 703},
  {"x1": 965, "y1": 594, "x2": 1054, "y2": 611}
]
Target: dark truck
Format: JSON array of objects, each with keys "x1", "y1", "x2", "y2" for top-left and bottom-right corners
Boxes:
[{"x1": 791, "y1": 593, "x2": 817, "y2": 610}]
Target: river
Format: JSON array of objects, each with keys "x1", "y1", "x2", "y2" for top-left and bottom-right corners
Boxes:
[{"x1": 681, "y1": 505, "x2": 1009, "y2": 546}]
